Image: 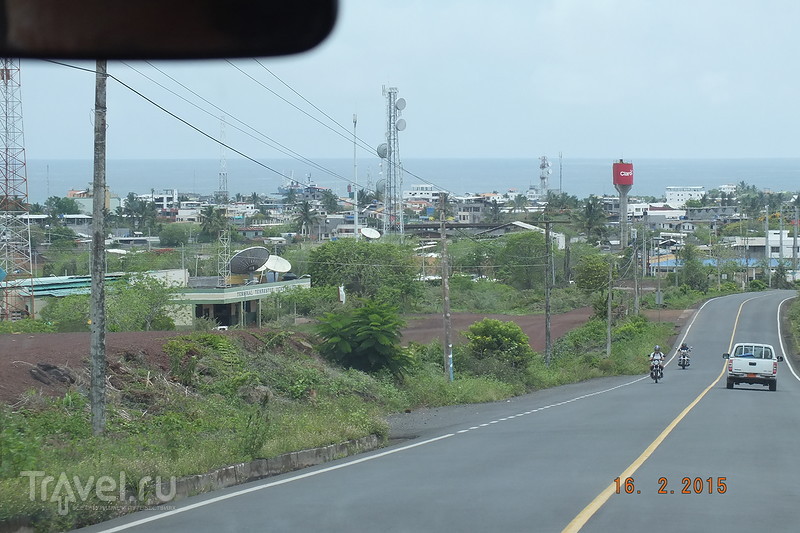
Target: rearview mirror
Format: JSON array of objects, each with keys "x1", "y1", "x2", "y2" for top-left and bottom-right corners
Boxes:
[
  {"x1": 0, "y1": 0, "x2": 337, "y2": 59},
  {"x1": 722, "y1": 353, "x2": 730, "y2": 359}
]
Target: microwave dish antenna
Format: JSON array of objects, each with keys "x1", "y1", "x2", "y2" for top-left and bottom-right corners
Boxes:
[
  {"x1": 261, "y1": 255, "x2": 292, "y2": 273},
  {"x1": 376, "y1": 143, "x2": 388, "y2": 159},
  {"x1": 360, "y1": 227, "x2": 381, "y2": 239},
  {"x1": 228, "y1": 246, "x2": 270, "y2": 274}
]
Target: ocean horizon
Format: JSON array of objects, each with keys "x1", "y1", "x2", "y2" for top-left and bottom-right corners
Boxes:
[{"x1": 23, "y1": 157, "x2": 800, "y2": 205}]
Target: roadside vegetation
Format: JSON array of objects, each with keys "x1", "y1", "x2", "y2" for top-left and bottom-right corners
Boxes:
[
  {"x1": 4, "y1": 182, "x2": 800, "y2": 530},
  {"x1": 1, "y1": 295, "x2": 674, "y2": 531}
]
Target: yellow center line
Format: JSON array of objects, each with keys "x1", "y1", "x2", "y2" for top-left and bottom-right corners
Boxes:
[{"x1": 561, "y1": 297, "x2": 754, "y2": 533}]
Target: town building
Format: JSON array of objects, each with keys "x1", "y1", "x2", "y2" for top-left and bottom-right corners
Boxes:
[{"x1": 665, "y1": 186, "x2": 705, "y2": 207}]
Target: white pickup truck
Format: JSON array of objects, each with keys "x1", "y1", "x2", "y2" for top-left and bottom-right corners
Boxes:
[{"x1": 723, "y1": 342, "x2": 784, "y2": 391}]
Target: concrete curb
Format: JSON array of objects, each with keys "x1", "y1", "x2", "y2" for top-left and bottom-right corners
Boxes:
[
  {"x1": 163, "y1": 434, "x2": 379, "y2": 504},
  {"x1": 0, "y1": 435, "x2": 381, "y2": 533}
]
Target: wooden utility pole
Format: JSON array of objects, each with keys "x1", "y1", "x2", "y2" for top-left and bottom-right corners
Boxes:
[
  {"x1": 440, "y1": 202, "x2": 453, "y2": 381},
  {"x1": 606, "y1": 258, "x2": 612, "y2": 358},
  {"x1": 90, "y1": 60, "x2": 107, "y2": 435},
  {"x1": 633, "y1": 245, "x2": 640, "y2": 315},
  {"x1": 765, "y1": 204, "x2": 771, "y2": 287},
  {"x1": 544, "y1": 221, "x2": 552, "y2": 366},
  {"x1": 794, "y1": 205, "x2": 798, "y2": 276}
]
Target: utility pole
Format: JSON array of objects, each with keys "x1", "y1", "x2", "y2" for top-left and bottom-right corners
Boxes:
[
  {"x1": 765, "y1": 204, "x2": 771, "y2": 287},
  {"x1": 440, "y1": 203, "x2": 453, "y2": 381},
  {"x1": 794, "y1": 205, "x2": 798, "y2": 277},
  {"x1": 544, "y1": 221, "x2": 552, "y2": 366},
  {"x1": 606, "y1": 258, "x2": 613, "y2": 358},
  {"x1": 90, "y1": 60, "x2": 108, "y2": 436},
  {"x1": 779, "y1": 209, "x2": 784, "y2": 272},
  {"x1": 353, "y1": 114, "x2": 359, "y2": 240},
  {"x1": 633, "y1": 244, "x2": 640, "y2": 315}
]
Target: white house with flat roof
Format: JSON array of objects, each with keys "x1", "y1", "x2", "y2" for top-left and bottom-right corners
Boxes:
[{"x1": 665, "y1": 186, "x2": 705, "y2": 207}]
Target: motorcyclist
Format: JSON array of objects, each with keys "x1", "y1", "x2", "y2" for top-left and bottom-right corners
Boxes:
[
  {"x1": 678, "y1": 342, "x2": 691, "y2": 367},
  {"x1": 649, "y1": 345, "x2": 666, "y2": 374}
]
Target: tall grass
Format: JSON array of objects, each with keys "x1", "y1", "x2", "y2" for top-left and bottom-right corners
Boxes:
[{"x1": 0, "y1": 312, "x2": 676, "y2": 531}]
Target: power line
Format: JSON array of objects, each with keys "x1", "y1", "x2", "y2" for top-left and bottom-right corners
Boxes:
[
  {"x1": 236, "y1": 61, "x2": 460, "y2": 197},
  {"x1": 44, "y1": 59, "x2": 289, "y2": 180}
]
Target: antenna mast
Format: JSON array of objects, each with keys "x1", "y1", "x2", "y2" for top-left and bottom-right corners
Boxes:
[
  {"x1": 539, "y1": 155, "x2": 551, "y2": 199},
  {"x1": 382, "y1": 86, "x2": 406, "y2": 238},
  {"x1": 217, "y1": 116, "x2": 230, "y2": 287},
  {"x1": 216, "y1": 116, "x2": 229, "y2": 204},
  {"x1": 0, "y1": 58, "x2": 34, "y2": 321}
]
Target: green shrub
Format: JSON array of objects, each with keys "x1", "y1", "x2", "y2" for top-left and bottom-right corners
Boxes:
[
  {"x1": 463, "y1": 318, "x2": 535, "y2": 369},
  {"x1": 0, "y1": 319, "x2": 55, "y2": 335},
  {"x1": 316, "y1": 300, "x2": 414, "y2": 376}
]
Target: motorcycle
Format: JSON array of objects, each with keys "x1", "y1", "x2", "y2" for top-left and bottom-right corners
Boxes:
[
  {"x1": 650, "y1": 361, "x2": 663, "y2": 383},
  {"x1": 678, "y1": 348, "x2": 691, "y2": 369}
]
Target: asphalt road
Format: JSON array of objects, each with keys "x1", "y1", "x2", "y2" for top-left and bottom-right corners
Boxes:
[{"x1": 78, "y1": 290, "x2": 799, "y2": 533}]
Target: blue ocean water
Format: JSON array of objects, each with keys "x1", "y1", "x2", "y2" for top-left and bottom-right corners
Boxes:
[{"x1": 23, "y1": 157, "x2": 800, "y2": 204}]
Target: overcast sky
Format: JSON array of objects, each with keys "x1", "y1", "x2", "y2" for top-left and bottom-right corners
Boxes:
[{"x1": 17, "y1": 0, "x2": 800, "y2": 162}]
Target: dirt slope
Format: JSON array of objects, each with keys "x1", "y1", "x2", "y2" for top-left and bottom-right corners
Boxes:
[{"x1": 0, "y1": 306, "x2": 649, "y2": 404}]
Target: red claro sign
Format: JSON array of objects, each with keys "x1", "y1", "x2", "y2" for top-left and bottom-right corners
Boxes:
[{"x1": 613, "y1": 161, "x2": 634, "y2": 186}]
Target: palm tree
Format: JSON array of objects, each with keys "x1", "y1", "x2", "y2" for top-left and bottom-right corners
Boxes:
[
  {"x1": 293, "y1": 201, "x2": 321, "y2": 237},
  {"x1": 249, "y1": 192, "x2": 260, "y2": 207},
  {"x1": 487, "y1": 200, "x2": 503, "y2": 223},
  {"x1": 573, "y1": 196, "x2": 608, "y2": 245},
  {"x1": 200, "y1": 206, "x2": 228, "y2": 238},
  {"x1": 320, "y1": 190, "x2": 340, "y2": 213},
  {"x1": 283, "y1": 188, "x2": 298, "y2": 207},
  {"x1": 506, "y1": 194, "x2": 529, "y2": 214}
]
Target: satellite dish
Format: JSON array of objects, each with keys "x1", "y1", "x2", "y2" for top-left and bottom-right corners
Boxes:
[
  {"x1": 395, "y1": 118, "x2": 406, "y2": 131},
  {"x1": 376, "y1": 143, "x2": 388, "y2": 159},
  {"x1": 228, "y1": 246, "x2": 270, "y2": 274},
  {"x1": 375, "y1": 178, "x2": 386, "y2": 195},
  {"x1": 360, "y1": 227, "x2": 381, "y2": 239},
  {"x1": 395, "y1": 98, "x2": 406, "y2": 110},
  {"x1": 263, "y1": 255, "x2": 292, "y2": 273}
]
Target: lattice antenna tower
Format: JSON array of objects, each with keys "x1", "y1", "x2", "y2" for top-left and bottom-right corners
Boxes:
[
  {"x1": 216, "y1": 116, "x2": 229, "y2": 205},
  {"x1": 216, "y1": 117, "x2": 231, "y2": 287},
  {"x1": 381, "y1": 86, "x2": 406, "y2": 237},
  {"x1": 0, "y1": 58, "x2": 34, "y2": 321},
  {"x1": 539, "y1": 155, "x2": 551, "y2": 198}
]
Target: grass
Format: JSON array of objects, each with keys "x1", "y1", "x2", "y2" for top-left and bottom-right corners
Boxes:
[{"x1": 0, "y1": 310, "x2": 682, "y2": 531}]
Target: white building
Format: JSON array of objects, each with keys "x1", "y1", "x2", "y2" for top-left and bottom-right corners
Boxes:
[
  {"x1": 766, "y1": 230, "x2": 800, "y2": 262},
  {"x1": 403, "y1": 184, "x2": 446, "y2": 204},
  {"x1": 176, "y1": 201, "x2": 203, "y2": 223},
  {"x1": 665, "y1": 186, "x2": 705, "y2": 207},
  {"x1": 134, "y1": 189, "x2": 179, "y2": 210}
]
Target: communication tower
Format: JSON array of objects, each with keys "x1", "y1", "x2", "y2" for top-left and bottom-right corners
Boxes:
[
  {"x1": 539, "y1": 156, "x2": 551, "y2": 198},
  {"x1": 215, "y1": 116, "x2": 229, "y2": 205},
  {"x1": 0, "y1": 58, "x2": 34, "y2": 321},
  {"x1": 379, "y1": 86, "x2": 406, "y2": 236},
  {"x1": 216, "y1": 117, "x2": 231, "y2": 287}
]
